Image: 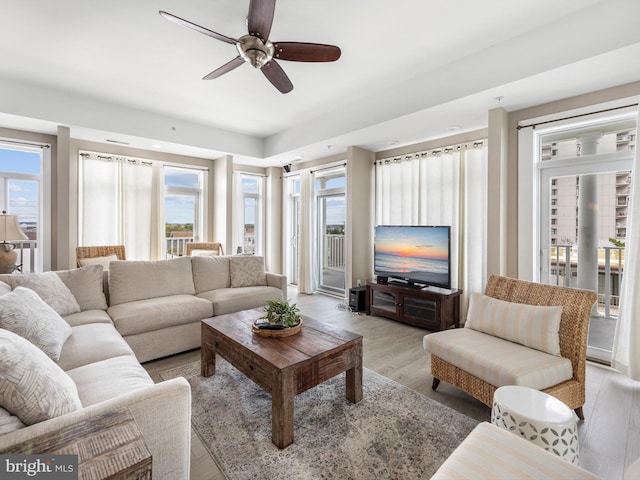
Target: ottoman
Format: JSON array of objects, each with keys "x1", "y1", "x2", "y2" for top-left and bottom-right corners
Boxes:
[{"x1": 491, "y1": 385, "x2": 579, "y2": 464}]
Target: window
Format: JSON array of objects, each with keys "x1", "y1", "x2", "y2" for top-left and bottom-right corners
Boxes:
[
  {"x1": 80, "y1": 152, "x2": 206, "y2": 260},
  {"x1": 0, "y1": 145, "x2": 43, "y2": 272},
  {"x1": 164, "y1": 167, "x2": 204, "y2": 258},
  {"x1": 236, "y1": 173, "x2": 263, "y2": 255}
]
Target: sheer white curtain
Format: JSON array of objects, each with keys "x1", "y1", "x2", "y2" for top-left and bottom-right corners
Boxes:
[
  {"x1": 81, "y1": 154, "x2": 164, "y2": 260},
  {"x1": 375, "y1": 143, "x2": 488, "y2": 317},
  {"x1": 297, "y1": 169, "x2": 317, "y2": 294},
  {"x1": 612, "y1": 117, "x2": 640, "y2": 380}
]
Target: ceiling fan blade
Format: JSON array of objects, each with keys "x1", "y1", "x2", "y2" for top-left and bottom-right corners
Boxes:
[
  {"x1": 202, "y1": 56, "x2": 245, "y2": 80},
  {"x1": 247, "y1": 0, "x2": 276, "y2": 41},
  {"x1": 261, "y1": 60, "x2": 293, "y2": 94},
  {"x1": 159, "y1": 11, "x2": 238, "y2": 45},
  {"x1": 273, "y1": 42, "x2": 341, "y2": 62}
]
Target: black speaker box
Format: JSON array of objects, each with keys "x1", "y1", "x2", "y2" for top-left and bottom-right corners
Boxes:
[{"x1": 349, "y1": 286, "x2": 366, "y2": 312}]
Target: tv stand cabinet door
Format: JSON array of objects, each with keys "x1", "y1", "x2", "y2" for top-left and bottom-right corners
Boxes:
[{"x1": 366, "y1": 284, "x2": 400, "y2": 319}]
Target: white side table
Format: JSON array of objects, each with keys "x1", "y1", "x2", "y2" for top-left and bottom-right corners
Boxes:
[{"x1": 491, "y1": 385, "x2": 579, "y2": 464}]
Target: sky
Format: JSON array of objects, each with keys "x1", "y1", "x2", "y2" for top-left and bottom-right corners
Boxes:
[
  {"x1": 0, "y1": 148, "x2": 40, "y2": 222},
  {"x1": 164, "y1": 167, "x2": 201, "y2": 224}
]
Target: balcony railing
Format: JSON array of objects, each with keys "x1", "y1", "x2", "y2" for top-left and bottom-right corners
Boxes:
[
  {"x1": 13, "y1": 240, "x2": 38, "y2": 273},
  {"x1": 549, "y1": 244, "x2": 624, "y2": 319},
  {"x1": 324, "y1": 234, "x2": 345, "y2": 270},
  {"x1": 166, "y1": 237, "x2": 194, "y2": 258}
]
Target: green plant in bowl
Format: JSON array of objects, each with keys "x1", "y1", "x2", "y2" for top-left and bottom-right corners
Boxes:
[{"x1": 262, "y1": 299, "x2": 301, "y2": 327}]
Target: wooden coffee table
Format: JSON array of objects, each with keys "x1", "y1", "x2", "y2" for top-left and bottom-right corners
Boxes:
[{"x1": 201, "y1": 308, "x2": 363, "y2": 449}]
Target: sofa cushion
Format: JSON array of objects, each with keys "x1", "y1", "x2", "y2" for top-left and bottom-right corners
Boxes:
[
  {"x1": 423, "y1": 328, "x2": 573, "y2": 390},
  {"x1": 108, "y1": 257, "x2": 196, "y2": 306},
  {"x1": 230, "y1": 255, "x2": 267, "y2": 287},
  {"x1": 57, "y1": 323, "x2": 136, "y2": 371},
  {"x1": 0, "y1": 282, "x2": 10, "y2": 296},
  {"x1": 6, "y1": 271, "x2": 81, "y2": 316},
  {"x1": 63, "y1": 309, "x2": 113, "y2": 327},
  {"x1": 65, "y1": 355, "x2": 153, "y2": 407},
  {"x1": 465, "y1": 293, "x2": 562, "y2": 356},
  {"x1": 55, "y1": 264, "x2": 108, "y2": 311},
  {"x1": 191, "y1": 255, "x2": 231, "y2": 293},
  {"x1": 197, "y1": 286, "x2": 283, "y2": 316},
  {"x1": 0, "y1": 287, "x2": 72, "y2": 361},
  {"x1": 0, "y1": 329, "x2": 82, "y2": 425},
  {"x1": 108, "y1": 294, "x2": 213, "y2": 336},
  {"x1": 0, "y1": 407, "x2": 25, "y2": 435}
]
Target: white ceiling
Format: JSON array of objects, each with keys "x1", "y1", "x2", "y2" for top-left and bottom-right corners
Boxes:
[{"x1": 1, "y1": 0, "x2": 639, "y2": 166}]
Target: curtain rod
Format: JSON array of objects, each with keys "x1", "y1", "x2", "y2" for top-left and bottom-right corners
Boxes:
[
  {"x1": 310, "y1": 162, "x2": 346, "y2": 174},
  {"x1": 80, "y1": 151, "x2": 209, "y2": 171},
  {"x1": 517, "y1": 103, "x2": 638, "y2": 130},
  {"x1": 0, "y1": 139, "x2": 50, "y2": 149},
  {"x1": 377, "y1": 141, "x2": 484, "y2": 164}
]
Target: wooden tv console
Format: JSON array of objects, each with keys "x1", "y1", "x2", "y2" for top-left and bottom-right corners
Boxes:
[{"x1": 365, "y1": 280, "x2": 461, "y2": 331}]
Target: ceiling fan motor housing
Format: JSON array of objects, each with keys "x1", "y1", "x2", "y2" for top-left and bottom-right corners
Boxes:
[{"x1": 237, "y1": 34, "x2": 274, "y2": 69}]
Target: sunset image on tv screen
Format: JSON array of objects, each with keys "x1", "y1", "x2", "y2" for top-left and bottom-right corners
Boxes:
[{"x1": 374, "y1": 225, "x2": 450, "y2": 288}]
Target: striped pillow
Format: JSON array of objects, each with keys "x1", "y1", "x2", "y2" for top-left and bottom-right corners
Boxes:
[{"x1": 465, "y1": 293, "x2": 562, "y2": 356}]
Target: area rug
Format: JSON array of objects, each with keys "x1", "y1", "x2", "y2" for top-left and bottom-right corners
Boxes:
[{"x1": 160, "y1": 360, "x2": 478, "y2": 479}]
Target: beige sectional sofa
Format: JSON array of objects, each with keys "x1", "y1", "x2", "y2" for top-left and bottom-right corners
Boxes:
[
  {"x1": 0, "y1": 255, "x2": 286, "y2": 480},
  {"x1": 107, "y1": 255, "x2": 286, "y2": 362}
]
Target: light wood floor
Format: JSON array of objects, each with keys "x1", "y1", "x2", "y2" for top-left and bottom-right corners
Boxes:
[{"x1": 143, "y1": 288, "x2": 640, "y2": 480}]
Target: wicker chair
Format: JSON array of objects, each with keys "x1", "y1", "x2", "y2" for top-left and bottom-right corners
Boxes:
[
  {"x1": 76, "y1": 245, "x2": 126, "y2": 267},
  {"x1": 186, "y1": 242, "x2": 224, "y2": 256},
  {"x1": 430, "y1": 275, "x2": 597, "y2": 420}
]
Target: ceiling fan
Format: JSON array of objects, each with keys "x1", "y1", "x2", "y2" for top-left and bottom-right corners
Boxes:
[{"x1": 159, "y1": 0, "x2": 341, "y2": 94}]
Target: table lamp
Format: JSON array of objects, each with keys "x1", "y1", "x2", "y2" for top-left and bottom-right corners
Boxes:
[{"x1": 0, "y1": 211, "x2": 28, "y2": 274}]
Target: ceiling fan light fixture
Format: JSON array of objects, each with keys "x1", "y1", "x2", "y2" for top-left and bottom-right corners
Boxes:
[{"x1": 237, "y1": 35, "x2": 274, "y2": 69}]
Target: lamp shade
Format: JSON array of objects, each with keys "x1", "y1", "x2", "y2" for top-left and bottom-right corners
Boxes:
[{"x1": 0, "y1": 214, "x2": 28, "y2": 242}]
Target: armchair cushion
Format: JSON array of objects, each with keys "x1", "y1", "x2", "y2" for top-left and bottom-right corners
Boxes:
[
  {"x1": 78, "y1": 254, "x2": 118, "y2": 270},
  {"x1": 424, "y1": 328, "x2": 572, "y2": 390},
  {"x1": 465, "y1": 293, "x2": 562, "y2": 356}
]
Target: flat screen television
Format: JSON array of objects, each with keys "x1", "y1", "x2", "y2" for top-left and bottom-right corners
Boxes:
[{"x1": 374, "y1": 225, "x2": 451, "y2": 289}]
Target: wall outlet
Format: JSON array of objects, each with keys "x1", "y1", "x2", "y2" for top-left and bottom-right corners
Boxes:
[{"x1": 356, "y1": 279, "x2": 362, "y2": 287}]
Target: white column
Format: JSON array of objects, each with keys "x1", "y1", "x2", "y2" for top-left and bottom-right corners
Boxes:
[{"x1": 577, "y1": 133, "x2": 601, "y2": 303}]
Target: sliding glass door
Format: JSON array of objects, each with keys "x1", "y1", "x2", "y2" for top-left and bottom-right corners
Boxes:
[
  {"x1": 537, "y1": 113, "x2": 636, "y2": 362},
  {"x1": 315, "y1": 167, "x2": 346, "y2": 295}
]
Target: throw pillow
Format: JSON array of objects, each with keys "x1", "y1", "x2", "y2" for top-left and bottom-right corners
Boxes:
[
  {"x1": 230, "y1": 255, "x2": 267, "y2": 288},
  {"x1": 0, "y1": 329, "x2": 82, "y2": 425},
  {"x1": 7, "y1": 271, "x2": 81, "y2": 316},
  {"x1": 55, "y1": 264, "x2": 108, "y2": 311},
  {"x1": 0, "y1": 287, "x2": 72, "y2": 361},
  {"x1": 78, "y1": 254, "x2": 119, "y2": 270},
  {"x1": 465, "y1": 292, "x2": 563, "y2": 356},
  {"x1": 0, "y1": 281, "x2": 11, "y2": 296}
]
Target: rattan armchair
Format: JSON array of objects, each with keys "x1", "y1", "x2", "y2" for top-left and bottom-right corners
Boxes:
[
  {"x1": 186, "y1": 242, "x2": 224, "y2": 256},
  {"x1": 430, "y1": 275, "x2": 597, "y2": 420},
  {"x1": 76, "y1": 245, "x2": 126, "y2": 267}
]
